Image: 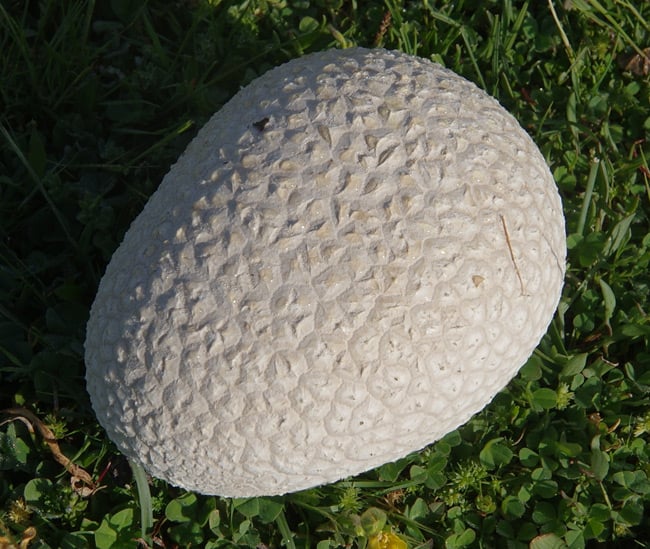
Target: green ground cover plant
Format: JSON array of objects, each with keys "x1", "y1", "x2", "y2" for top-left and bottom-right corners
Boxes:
[{"x1": 1, "y1": 0, "x2": 649, "y2": 547}]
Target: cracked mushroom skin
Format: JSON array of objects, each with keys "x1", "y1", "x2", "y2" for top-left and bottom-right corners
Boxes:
[{"x1": 85, "y1": 47, "x2": 566, "y2": 497}]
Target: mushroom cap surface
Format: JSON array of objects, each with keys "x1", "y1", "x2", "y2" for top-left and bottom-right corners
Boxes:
[{"x1": 85, "y1": 47, "x2": 566, "y2": 497}]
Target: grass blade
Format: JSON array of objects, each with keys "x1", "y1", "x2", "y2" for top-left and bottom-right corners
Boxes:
[
  {"x1": 275, "y1": 508, "x2": 297, "y2": 549},
  {"x1": 576, "y1": 158, "x2": 599, "y2": 236},
  {"x1": 0, "y1": 123, "x2": 77, "y2": 250},
  {"x1": 130, "y1": 460, "x2": 153, "y2": 538}
]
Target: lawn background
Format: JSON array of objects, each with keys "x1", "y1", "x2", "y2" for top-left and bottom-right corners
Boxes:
[{"x1": 1, "y1": 0, "x2": 650, "y2": 547}]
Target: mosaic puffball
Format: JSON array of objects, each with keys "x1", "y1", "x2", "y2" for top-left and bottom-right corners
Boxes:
[{"x1": 85, "y1": 47, "x2": 565, "y2": 496}]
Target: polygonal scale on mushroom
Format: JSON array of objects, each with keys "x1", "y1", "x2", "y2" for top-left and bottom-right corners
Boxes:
[{"x1": 85, "y1": 47, "x2": 566, "y2": 497}]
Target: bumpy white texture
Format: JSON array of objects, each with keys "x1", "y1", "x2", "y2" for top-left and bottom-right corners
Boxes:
[{"x1": 85, "y1": 47, "x2": 565, "y2": 497}]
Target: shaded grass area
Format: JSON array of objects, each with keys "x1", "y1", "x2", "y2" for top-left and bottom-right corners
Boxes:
[{"x1": 1, "y1": 0, "x2": 650, "y2": 547}]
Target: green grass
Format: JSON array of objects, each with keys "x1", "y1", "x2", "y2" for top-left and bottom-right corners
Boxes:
[{"x1": 1, "y1": 0, "x2": 650, "y2": 547}]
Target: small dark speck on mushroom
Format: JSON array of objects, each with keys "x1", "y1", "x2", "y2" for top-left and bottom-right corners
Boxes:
[{"x1": 253, "y1": 117, "x2": 270, "y2": 131}]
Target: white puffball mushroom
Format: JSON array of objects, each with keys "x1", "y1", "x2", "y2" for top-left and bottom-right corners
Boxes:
[{"x1": 85, "y1": 47, "x2": 565, "y2": 497}]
